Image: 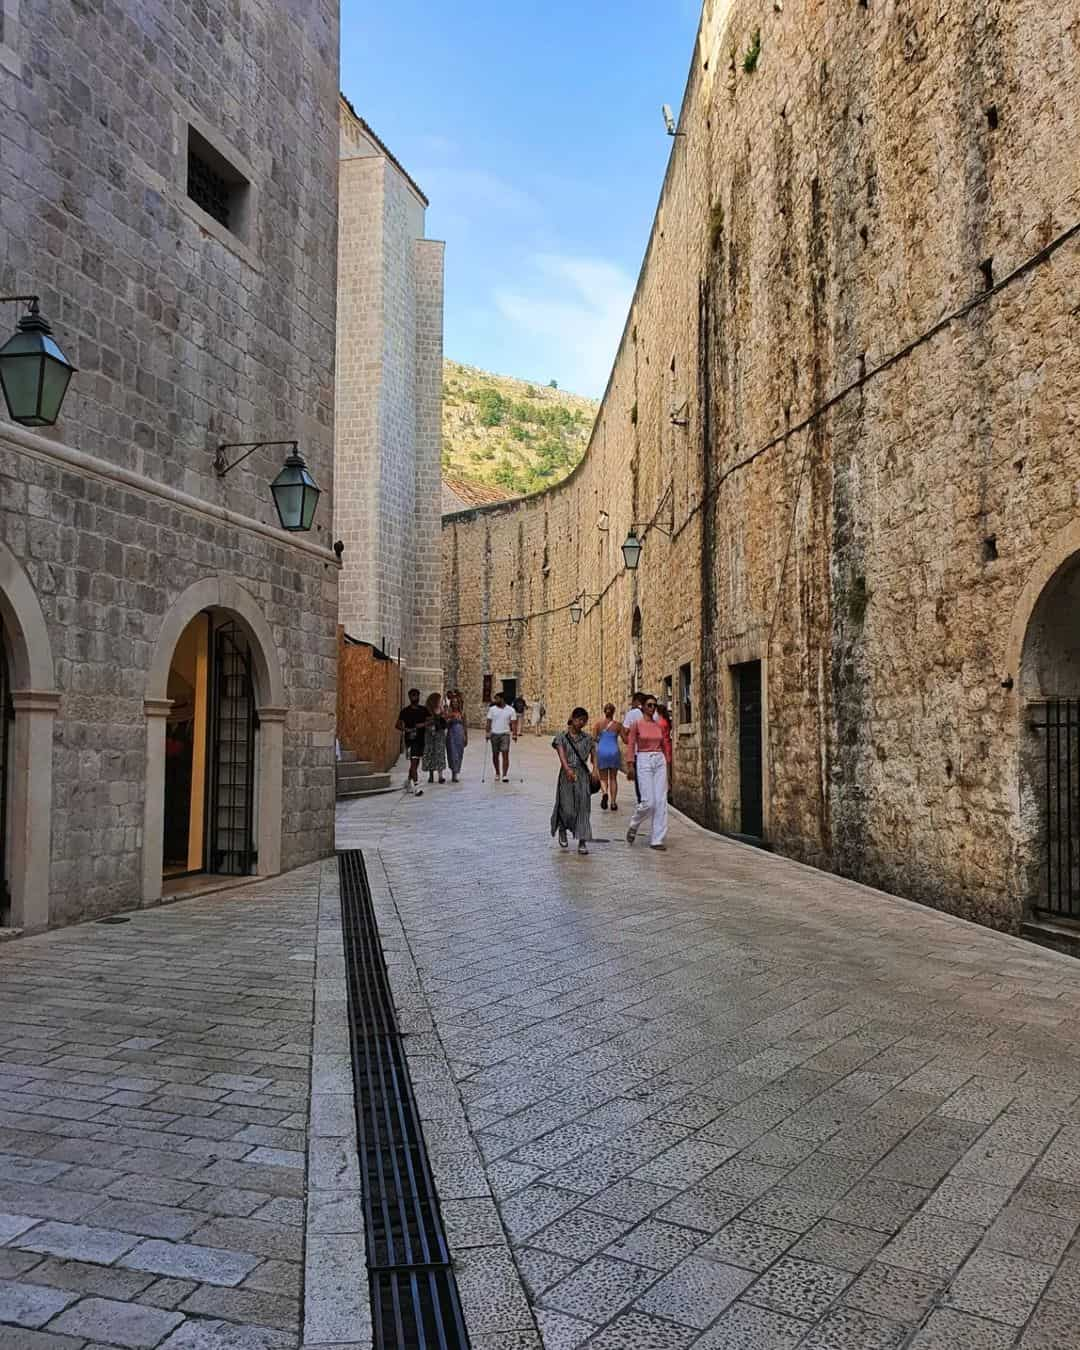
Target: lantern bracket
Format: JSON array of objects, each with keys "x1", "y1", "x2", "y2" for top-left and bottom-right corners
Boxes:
[
  {"x1": 0, "y1": 295, "x2": 42, "y2": 311},
  {"x1": 215, "y1": 440, "x2": 297, "y2": 477}
]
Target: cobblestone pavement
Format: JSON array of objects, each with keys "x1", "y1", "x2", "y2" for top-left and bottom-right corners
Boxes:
[
  {"x1": 0, "y1": 861, "x2": 369, "y2": 1350},
  {"x1": 342, "y1": 738, "x2": 1080, "y2": 1349}
]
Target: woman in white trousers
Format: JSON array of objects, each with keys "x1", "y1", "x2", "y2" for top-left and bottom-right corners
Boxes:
[{"x1": 625, "y1": 695, "x2": 671, "y2": 850}]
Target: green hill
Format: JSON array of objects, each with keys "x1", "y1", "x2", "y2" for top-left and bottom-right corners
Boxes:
[{"x1": 442, "y1": 360, "x2": 598, "y2": 497}]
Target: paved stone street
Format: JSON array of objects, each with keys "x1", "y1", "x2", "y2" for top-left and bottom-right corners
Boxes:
[
  {"x1": 344, "y1": 738, "x2": 1080, "y2": 1348},
  {"x1": 0, "y1": 861, "x2": 369, "y2": 1350},
  {"x1": 4, "y1": 738, "x2": 1080, "y2": 1348}
]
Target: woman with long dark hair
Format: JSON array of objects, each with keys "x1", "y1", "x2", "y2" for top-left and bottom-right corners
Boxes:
[
  {"x1": 551, "y1": 707, "x2": 598, "y2": 855},
  {"x1": 444, "y1": 692, "x2": 468, "y2": 782}
]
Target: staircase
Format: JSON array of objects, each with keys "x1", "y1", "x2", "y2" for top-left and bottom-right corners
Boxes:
[{"x1": 336, "y1": 749, "x2": 395, "y2": 800}]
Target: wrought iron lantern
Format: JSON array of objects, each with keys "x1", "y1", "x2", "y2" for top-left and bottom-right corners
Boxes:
[
  {"x1": 0, "y1": 296, "x2": 76, "y2": 427},
  {"x1": 569, "y1": 599, "x2": 584, "y2": 625},
  {"x1": 270, "y1": 448, "x2": 321, "y2": 532},
  {"x1": 621, "y1": 528, "x2": 643, "y2": 571},
  {"x1": 215, "y1": 439, "x2": 321, "y2": 532}
]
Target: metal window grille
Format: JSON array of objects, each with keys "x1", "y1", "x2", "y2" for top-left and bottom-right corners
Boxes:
[
  {"x1": 209, "y1": 621, "x2": 256, "y2": 875},
  {"x1": 1029, "y1": 699, "x2": 1080, "y2": 921},
  {"x1": 188, "y1": 149, "x2": 232, "y2": 230}
]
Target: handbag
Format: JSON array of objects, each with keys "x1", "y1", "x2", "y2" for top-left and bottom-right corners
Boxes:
[{"x1": 567, "y1": 734, "x2": 601, "y2": 794}]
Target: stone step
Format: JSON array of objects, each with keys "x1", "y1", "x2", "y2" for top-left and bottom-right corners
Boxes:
[
  {"x1": 339, "y1": 750, "x2": 359, "y2": 763},
  {"x1": 336, "y1": 770, "x2": 392, "y2": 792},
  {"x1": 336, "y1": 784, "x2": 399, "y2": 800},
  {"x1": 336, "y1": 759, "x2": 376, "y2": 778}
]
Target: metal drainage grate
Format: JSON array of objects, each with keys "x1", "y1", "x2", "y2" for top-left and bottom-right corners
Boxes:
[{"x1": 338, "y1": 849, "x2": 471, "y2": 1349}]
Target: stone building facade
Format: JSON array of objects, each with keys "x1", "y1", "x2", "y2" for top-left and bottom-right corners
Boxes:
[
  {"x1": 335, "y1": 100, "x2": 444, "y2": 699},
  {"x1": 443, "y1": 0, "x2": 1080, "y2": 934},
  {"x1": 0, "y1": 0, "x2": 340, "y2": 929}
]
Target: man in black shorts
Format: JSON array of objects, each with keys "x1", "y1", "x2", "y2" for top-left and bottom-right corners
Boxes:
[{"x1": 395, "y1": 689, "x2": 428, "y2": 796}]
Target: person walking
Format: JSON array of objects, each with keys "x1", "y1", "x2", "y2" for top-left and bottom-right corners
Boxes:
[
  {"x1": 395, "y1": 688, "x2": 428, "y2": 796},
  {"x1": 423, "y1": 692, "x2": 448, "y2": 784},
  {"x1": 445, "y1": 693, "x2": 468, "y2": 783},
  {"x1": 551, "y1": 707, "x2": 598, "y2": 855},
  {"x1": 625, "y1": 694, "x2": 671, "y2": 850},
  {"x1": 593, "y1": 704, "x2": 623, "y2": 811},
  {"x1": 621, "y1": 692, "x2": 648, "y2": 804},
  {"x1": 656, "y1": 701, "x2": 674, "y2": 801},
  {"x1": 513, "y1": 694, "x2": 528, "y2": 735},
  {"x1": 485, "y1": 691, "x2": 518, "y2": 782}
]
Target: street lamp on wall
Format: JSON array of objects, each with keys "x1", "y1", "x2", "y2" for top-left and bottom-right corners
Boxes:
[
  {"x1": 215, "y1": 439, "x2": 322, "y2": 532},
  {"x1": 569, "y1": 592, "x2": 600, "y2": 624},
  {"x1": 621, "y1": 529, "x2": 643, "y2": 571},
  {"x1": 0, "y1": 296, "x2": 77, "y2": 427}
]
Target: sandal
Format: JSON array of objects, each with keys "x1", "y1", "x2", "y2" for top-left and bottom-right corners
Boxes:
[{"x1": 600, "y1": 793, "x2": 609, "y2": 810}]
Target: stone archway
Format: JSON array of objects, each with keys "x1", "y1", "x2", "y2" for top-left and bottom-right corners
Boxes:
[
  {"x1": 0, "y1": 540, "x2": 59, "y2": 931},
  {"x1": 1009, "y1": 526, "x2": 1080, "y2": 922},
  {"x1": 142, "y1": 577, "x2": 286, "y2": 903}
]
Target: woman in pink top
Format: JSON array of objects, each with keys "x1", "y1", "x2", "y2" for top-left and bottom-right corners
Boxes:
[{"x1": 625, "y1": 695, "x2": 671, "y2": 850}]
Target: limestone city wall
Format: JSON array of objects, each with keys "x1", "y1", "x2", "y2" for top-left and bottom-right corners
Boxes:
[{"x1": 442, "y1": 0, "x2": 1080, "y2": 932}]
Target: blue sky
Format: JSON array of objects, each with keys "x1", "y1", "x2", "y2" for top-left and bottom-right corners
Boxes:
[{"x1": 340, "y1": 2, "x2": 702, "y2": 399}]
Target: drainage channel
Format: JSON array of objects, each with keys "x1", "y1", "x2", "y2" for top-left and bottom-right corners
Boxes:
[{"x1": 338, "y1": 849, "x2": 472, "y2": 1349}]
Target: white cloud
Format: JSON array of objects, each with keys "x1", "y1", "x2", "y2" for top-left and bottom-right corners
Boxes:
[{"x1": 494, "y1": 254, "x2": 635, "y2": 397}]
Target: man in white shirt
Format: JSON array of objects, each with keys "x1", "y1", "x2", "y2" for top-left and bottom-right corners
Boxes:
[
  {"x1": 485, "y1": 692, "x2": 519, "y2": 783},
  {"x1": 621, "y1": 692, "x2": 649, "y2": 803}
]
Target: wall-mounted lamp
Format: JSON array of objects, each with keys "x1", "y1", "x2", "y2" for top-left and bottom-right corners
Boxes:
[
  {"x1": 0, "y1": 295, "x2": 77, "y2": 427},
  {"x1": 215, "y1": 439, "x2": 321, "y2": 532},
  {"x1": 569, "y1": 592, "x2": 600, "y2": 625},
  {"x1": 621, "y1": 487, "x2": 674, "y2": 571},
  {"x1": 597, "y1": 510, "x2": 610, "y2": 532},
  {"x1": 662, "y1": 104, "x2": 686, "y2": 138},
  {"x1": 333, "y1": 540, "x2": 345, "y2": 561},
  {"x1": 504, "y1": 618, "x2": 516, "y2": 643},
  {"x1": 670, "y1": 400, "x2": 690, "y2": 428}
]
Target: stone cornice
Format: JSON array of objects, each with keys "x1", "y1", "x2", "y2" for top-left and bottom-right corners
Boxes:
[
  {"x1": 0, "y1": 423, "x2": 340, "y2": 567},
  {"x1": 144, "y1": 698, "x2": 175, "y2": 718},
  {"x1": 257, "y1": 705, "x2": 288, "y2": 724},
  {"x1": 11, "y1": 690, "x2": 61, "y2": 713}
]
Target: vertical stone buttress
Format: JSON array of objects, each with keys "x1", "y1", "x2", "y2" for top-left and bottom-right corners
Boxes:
[
  {"x1": 334, "y1": 154, "x2": 384, "y2": 645},
  {"x1": 410, "y1": 239, "x2": 446, "y2": 695}
]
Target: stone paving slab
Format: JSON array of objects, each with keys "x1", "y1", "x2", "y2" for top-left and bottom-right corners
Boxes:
[
  {"x1": 0, "y1": 862, "x2": 369, "y2": 1350},
  {"x1": 341, "y1": 738, "x2": 1080, "y2": 1348}
]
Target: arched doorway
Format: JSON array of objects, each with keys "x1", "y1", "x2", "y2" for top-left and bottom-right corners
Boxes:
[
  {"x1": 0, "y1": 624, "x2": 12, "y2": 922},
  {"x1": 1018, "y1": 551, "x2": 1080, "y2": 922},
  {"x1": 0, "y1": 541, "x2": 58, "y2": 931},
  {"x1": 163, "y1": 613, "x2": 259, "y2": 881},
  {"x1": 144, "y1": 578, "x2": 285, "y2": 904}
]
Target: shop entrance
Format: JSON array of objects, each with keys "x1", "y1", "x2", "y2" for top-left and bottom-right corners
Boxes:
[
  {"x1": 163, "y1": 613, "x2": 257, "y2": 880},
  {"x1": 734, "y1": 660, "x2": 764, "y2": 839},
  {"x1": 0, "y1": 626, "x2": 12, "y2": 923}
]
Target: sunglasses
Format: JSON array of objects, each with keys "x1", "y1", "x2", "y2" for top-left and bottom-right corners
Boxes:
[{"x1": 645, "y1": 701, "x2": 657, "y2": 709}]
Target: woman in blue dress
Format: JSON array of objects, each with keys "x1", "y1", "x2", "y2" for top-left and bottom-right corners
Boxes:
[{"x1": 593, "y1": 703, "x2": 623, "y2": 811}]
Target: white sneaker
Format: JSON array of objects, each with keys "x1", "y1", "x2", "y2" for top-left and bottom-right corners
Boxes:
[{"x1": 502, "y1": 776, "x2": 510, "y2": 783}]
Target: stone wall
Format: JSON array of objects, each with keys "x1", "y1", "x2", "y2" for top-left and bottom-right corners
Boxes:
[
  {"x1": 335, "y1": 102, "x2": 444, "y2": 694},
  {"x1": 0, "y1": 0, "x2": 340, "y2": 926},
  {"x1": 443, "y1": 0, "x2": 1080, "y2": 932}
]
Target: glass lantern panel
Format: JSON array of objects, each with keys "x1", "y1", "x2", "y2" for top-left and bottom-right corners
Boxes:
[
  {"x1": 39, "y1": 355, "x2": 74, "y2": 424},
  {"x1": 0, "y1": 352, "x2": 44, "y2": 424},
  {"x1": 300, "y1": 484, "x2": 319, "y2": 530},
  {"x1": 272, "y1": 482, "x2": 303, "y2": 530}
]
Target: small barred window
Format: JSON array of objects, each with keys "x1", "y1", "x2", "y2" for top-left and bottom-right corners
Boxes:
[
  {"x1": 185, "y1": 126, "x2": 250, "y2": 240},
  {"x1": 187, "y1": 149, "x2": 231, "y2": 229}
]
